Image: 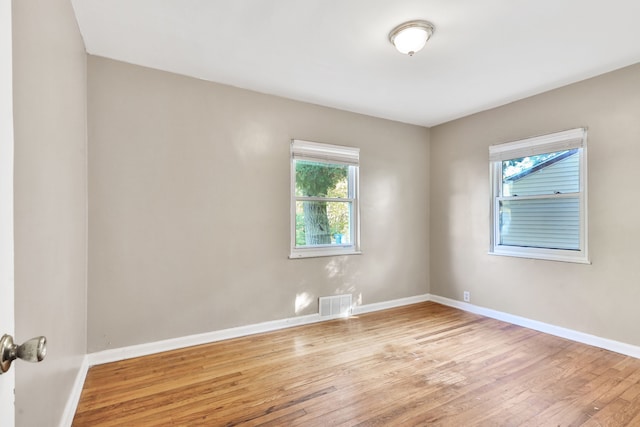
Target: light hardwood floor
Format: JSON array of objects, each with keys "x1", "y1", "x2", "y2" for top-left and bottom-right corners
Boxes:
[{"x1": 73, "y1": 302, "x2": 640, "y2": 426}]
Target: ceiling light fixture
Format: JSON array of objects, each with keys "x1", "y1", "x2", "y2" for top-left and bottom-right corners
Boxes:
[{"x1": 388, "y1": 20, "x2": 435, "y2": 56}]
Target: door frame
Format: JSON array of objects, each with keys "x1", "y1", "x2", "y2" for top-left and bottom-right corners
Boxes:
[{"x1": 1, "y1": 0, "x2": 16, "y2": 425}]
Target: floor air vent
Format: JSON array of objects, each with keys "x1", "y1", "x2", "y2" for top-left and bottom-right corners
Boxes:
[{"x1": 319, "y1": 294, "x2": 352, "y2": 318}]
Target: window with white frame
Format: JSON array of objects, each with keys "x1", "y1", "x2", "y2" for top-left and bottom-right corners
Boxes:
[
  {"x1": 489, "y1": 128, "x2": 589, "y2": 263},
  {"x1": 290, "y1": 140, "x2": 360, "y2": 258}
]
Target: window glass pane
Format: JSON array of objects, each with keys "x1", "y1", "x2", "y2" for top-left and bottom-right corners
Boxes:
[
  {"x1": 295, "y1": 201, "x2": 351, "y2": 247},
  {"x1": 502, "y1": 149, "x2": 579, "y2": 197},
  {"x1": 499, "y1": 198, "x2": 579, "y2": 250},
  {"x1": 295, "y1": 160, "x2": 349, "y2": 198}
]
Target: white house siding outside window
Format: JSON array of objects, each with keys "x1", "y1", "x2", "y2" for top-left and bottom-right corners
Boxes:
[
  {"x1": 489, "y1": 128, "x2": 589, "y2": 263},
  {"x1": 290, "y1": 140, "x2": 360, "y2": 259}
]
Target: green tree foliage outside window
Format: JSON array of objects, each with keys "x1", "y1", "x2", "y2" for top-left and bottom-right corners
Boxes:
[
  {"x1": 327, "y1": 180, "x2": 349, "y2": 238},
  {"x1": 295, "y1": 161, "x2": 350, "y2": 246}
]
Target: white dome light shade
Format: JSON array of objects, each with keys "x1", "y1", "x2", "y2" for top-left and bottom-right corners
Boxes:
[
  {"x1": 389, "y1": 20, "x2": 435, "y2": 56},
  {"x1": 393, "y1": 27, "x2": 428, "y2": 55}
]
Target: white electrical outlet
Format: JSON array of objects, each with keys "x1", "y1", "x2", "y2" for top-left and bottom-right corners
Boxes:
[{"x1": 463, "y1": 291, "x2": 470, "y2": 302}]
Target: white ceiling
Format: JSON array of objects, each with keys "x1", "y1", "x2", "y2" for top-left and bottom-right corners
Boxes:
[{"x1": 71, "y1": 0, "x2": 640, "y2": 127}]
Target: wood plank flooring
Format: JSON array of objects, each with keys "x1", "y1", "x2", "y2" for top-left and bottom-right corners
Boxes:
[{"x1": 73, "y1": 302, "x2": 640, "y2": 426}]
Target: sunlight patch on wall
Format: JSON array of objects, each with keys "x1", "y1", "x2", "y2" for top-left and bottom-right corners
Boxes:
[
  {"x1": 355, "y1": 292, "x2": 362, "y2": 306},
  {"x1": 324, "y1": 258, "x2": 364, "y2": 308},
  {"x1": 295, "y1": 292, "x2": 314, "y2": 314},
  {"x1": 324, "y1": 257, "x2": 345, "y2": 279}
]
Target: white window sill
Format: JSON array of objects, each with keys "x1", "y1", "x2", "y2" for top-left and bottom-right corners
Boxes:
[
  {"x1": 289, "y1": 247, "x2": 362, "y2": 259},
  {"x1": 489, "y1": 247, "x2": 591, "y2": 264}
]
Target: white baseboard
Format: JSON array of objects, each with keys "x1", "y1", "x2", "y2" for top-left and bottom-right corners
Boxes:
[
  {"x1": 86, "y1": 290, "x2": 639, "y2": 368},
  {"x1": 87, "y1": 312, "x2": 321, "y2": 366},
  {"x1": 429, "y1": 294, "x2": 640, "y2": 359},
  {"x1": 352, "y1": 293, "x2": 431, "y2": 315},
  {"x1": 87, "y1": 293, "x2": 432, "y2": 367},
  {"x1": 59, "y1": 355, "x2": 89, "y2": 427}
]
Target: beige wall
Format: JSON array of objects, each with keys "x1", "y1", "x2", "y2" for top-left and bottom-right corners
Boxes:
[
  {"x1": 12, "y1": 0, "x2": 87, "y2": 425},
  {"x1": 430, "y1": 63, "x2": 640, "y2": 346},
  {"x1": 87, "y1": 56, "x2": 430, "y2": 352}
]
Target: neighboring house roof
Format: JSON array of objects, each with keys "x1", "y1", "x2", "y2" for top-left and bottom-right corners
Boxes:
[{"x1": 504, "y1": 149, "x2": 578, "y2": 182}]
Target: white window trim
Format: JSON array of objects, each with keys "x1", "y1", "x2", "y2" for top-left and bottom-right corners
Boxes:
[
  {"x1": 289, "y1": 140, "x2": 361, "y2": 259},
  {"x1": 489, "y1": 128, "x2": 590, "y2": 264}
]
